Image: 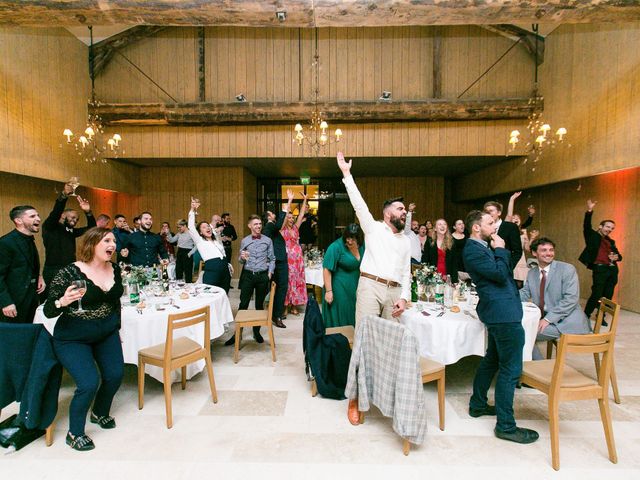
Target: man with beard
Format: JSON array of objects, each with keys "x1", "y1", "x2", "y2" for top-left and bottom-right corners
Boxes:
[
  {"x1": 120, "y1": 211, "x2": 169, "y2": 267},
  {"x1": 112, "y1": 214, "x2": 132, "y2": 263},
  {"x1": 463, "y1": 210, "x2": 538, "y2": 445},
  {"x1": 0, "y1": 205, "x2": 45, "y2": 323},
  {"x1": 337, "y1": 152, "x2": 411, "y2": 322},
  {"x1": 42, "y1": 183, "x2": 96, "y2": 291}
]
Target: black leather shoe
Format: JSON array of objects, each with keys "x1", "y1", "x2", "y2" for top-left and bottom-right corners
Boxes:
[
  {"x1": 224, "y1": 335, "x2": 236, "y2": 346},
  {"x1": 601, "y1": 319, "x2": 609, "y2": 327},
  {"x1": 90, "y1": 412, "x2": 116, "y2": 429},
  {"x1": 494, "y1": 427, "x2": 539, "y2": 444},
  {"x1": 253, "y1": 328, "x2": 264, "y2": 343},
  {"x1": 273, "y1": 318, "x2": 286, "y2": 328},
  {"x1": 66, "y1": 432, "x2": 95, "y2": 451},
  {"x1": 469, "y1": 405, "x2": 496, "y2": 418}
]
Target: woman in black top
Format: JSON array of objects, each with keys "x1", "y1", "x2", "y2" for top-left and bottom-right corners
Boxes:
[
  {"x1": 44, "y1": 227, "x2": 124, "y2": 451},
  {"x1": 449, "y1": 219, "x2": 468, "y2": 281}
]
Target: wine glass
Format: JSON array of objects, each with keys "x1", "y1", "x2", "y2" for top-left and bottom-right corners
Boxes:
[
  {"x1": 417, "y1": 281, "x2": 426, "y2": 302},
  {"x1": 191, "y1": 196, "x2": 200, "y2": 216},
  {"x1": 68, "y1": 176, "x2": 80, "y2": 197},
  {"x1": 72, "y1": 279, "x2": 87, "y2": 312}
]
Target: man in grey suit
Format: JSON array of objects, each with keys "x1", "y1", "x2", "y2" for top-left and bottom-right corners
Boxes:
[{"x1": 520, "y1": 237, "x2": 591, "y2": 360}]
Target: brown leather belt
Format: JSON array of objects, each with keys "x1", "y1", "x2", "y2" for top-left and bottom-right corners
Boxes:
[{"x1": 360, "y1": 272, "x2": 401, "y2": 288}]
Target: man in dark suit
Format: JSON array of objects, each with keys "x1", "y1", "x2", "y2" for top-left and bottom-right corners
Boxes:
[
  {"x1": 261, "y1": 190, "x2": 295, "y2": 329},
  {"x1": 0, "y1": 205, "x2": 45, "y2": 323},
  {"x1": 579, "y1": 199, "x2": 622, "y2": 323},
  {"x1": 484, "y1": 200, "x2": 522, "y2": 270},
  {"x1": 463, "y1": 210, "x2": 538, "y2": 444}
]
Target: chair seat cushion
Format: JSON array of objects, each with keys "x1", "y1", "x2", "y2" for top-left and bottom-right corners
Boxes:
[
  {"x1": 522, "y1": 360, "x2": 596, "y2": 388},
  {"x1": 139, "y1": 337, "x2": 202, "y2": 360},
  {"x1": 419, "y1": 357, "x2": 445, "y2": 376},
  {"x1": 235, "y1": 309, "x2": 268, "y2": 323},
  {"x1": 326, "y1": 325, "x2": 355, "y2": 344}
]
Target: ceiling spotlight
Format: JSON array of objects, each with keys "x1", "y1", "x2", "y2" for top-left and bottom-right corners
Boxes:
[
  {"x1": 276, "y1": 11, "x2": 287, "y2": 22},
  {"x1": 379, "y1": 91, "x2": 392, "y2": 101},
  {"x1": 235, "y1": 94, "x2": 246, "y2": 102}
]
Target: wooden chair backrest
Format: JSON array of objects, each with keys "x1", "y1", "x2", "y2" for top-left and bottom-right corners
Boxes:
[
  {"x1": 552, "y1": 332, "x2": 615, "y2": 394},
  {"x1": 164, "y1": 305, "x2": 210, "y2": 363},
  {"x1": 594, "y1": 298, "x2": 621, "y2": 335},
  {"x1": 265, "y1": 281, "x2": 277, "y2": 326}
]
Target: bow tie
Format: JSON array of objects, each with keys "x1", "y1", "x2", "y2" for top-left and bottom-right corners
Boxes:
[
  {"x1": 252, "y1": 235, "x2": 261, "y2": 240},
  {"x1": 66, "y1": 227, "x2": 73, "y2": 233}
]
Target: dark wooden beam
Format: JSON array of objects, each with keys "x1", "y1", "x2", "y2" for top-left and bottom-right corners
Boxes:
[
  {"x1": 197, "y1": 27, "x2": 205, "y2": 102},
  {"x1": 93, "y1": 26, "x2": 167, "y2": 76},
  {"x1": 432, "y1": 27, "x2": 442, "y2": 98},
  {"x1": 0, "y1": 1, "x2": 638, "y2": 27},
  {"x1": 92, "y1": 98, "x2": 542, "y2": 127},
  {"x1": 481, "y1": 25, "x2": 545, "y2": 65}
]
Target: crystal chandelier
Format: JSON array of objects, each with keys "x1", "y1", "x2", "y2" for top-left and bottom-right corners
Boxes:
[
  {"x1": 293, "y1": 28, "x2": 343, "y2": 153},
  {"x1": 61, "y1": 26, "x2": 123, "y2": 164},
  {"x1": 506, "y1": 25, "x2": 567, "y2": 171}
]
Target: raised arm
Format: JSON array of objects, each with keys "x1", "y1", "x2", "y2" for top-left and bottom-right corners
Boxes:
[
  {"x1": 337, "y1": 152, "x2": 375, "y2": 233},
  {"x1": 404, "y1": 204, "x2": 415, "y2": 235},
  {"x1": 74, "y1": 195, "x2": 95, "y2": 236},
  {"x1": 187, "y1": 200, "x2": 203, "y2": 246},
  {"x1": 505, "y1": 191, "x2": 521, "y2": 222},
  {"x1": 43, "y1": 186, "x2": 71, "y2": 231},
  {"x1": 584, "y1": 199, "x2": 596, "y2": 240},
  {"x1": 295, "y1": 193, "x2": 308, "y2": 229}
]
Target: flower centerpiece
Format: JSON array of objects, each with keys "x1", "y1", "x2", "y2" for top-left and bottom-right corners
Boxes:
[
  {"x1": 414, "y1": 263, "x2": 438, "y2": 285},
  {"x1": 305, "y1": 247, "x2": 323, "y2": 268}
]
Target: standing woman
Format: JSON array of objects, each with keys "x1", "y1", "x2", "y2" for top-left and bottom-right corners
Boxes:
[
  {"x1": 449, "y1": 219, "x2": 468, "y2": 280},
  {"x1": 167, "y1": 219, "x2": 196, "y2": 283},
  {"x1": 43, "y1": 227, "x2": 124, "y2": 451},
  {"x1": 418, "y1": 224, "x2": 430, "y2": 254},
  {"x1": 281, "y1": 193, "x2": 308, "y2": 315},
  {"x1": 421, "y1": 218, "x2": 457, "y2": 282},
  {"x1": 322, "y1": 224, "x2": 364, "y2": 328},
  {"x1": 187, "y1": 199, "x2": 231, "y2": 293}
]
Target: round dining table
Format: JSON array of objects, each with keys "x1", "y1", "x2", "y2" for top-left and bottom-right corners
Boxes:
[
  {"x1": 399, "y1": 300, "x2": 541, "y2": 365},
  {"x1": 34, "y1": 285, "x2": 234, "y2": 384},
  {"x1": 305, "y1": 266, "x2": 324, "y2": 287}
]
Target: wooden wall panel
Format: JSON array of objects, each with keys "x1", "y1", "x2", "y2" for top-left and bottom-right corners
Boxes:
[
  {"x1": 454, "y1": 22, "x2": 640, "y2": 200},
  {"x1": 357, "y1": 176, "x2": 445, "y2": 224},
  {"x1": 0, "y1": 27, "x2": 140, "y2": 193}
]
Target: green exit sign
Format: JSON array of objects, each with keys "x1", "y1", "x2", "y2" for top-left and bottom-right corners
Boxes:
[{"x1": 300, "y1": 176, "x2": 311, "y2": 185}]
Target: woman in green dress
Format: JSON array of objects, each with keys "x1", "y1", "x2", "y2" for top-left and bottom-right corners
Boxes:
[{"x1": 322, "y1": 223, "x2": 364, "y2": 327}]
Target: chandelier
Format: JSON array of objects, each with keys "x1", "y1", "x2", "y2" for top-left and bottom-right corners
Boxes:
[
  {"x1": 293, "y1": 28, "x2": 343, "y2": 153},
  {"x1": 506, "y1": 25, "x2": 567, "y2": 171},
  {"x1": 62, "y1": 26, "x2": 123, "y2": 164}
]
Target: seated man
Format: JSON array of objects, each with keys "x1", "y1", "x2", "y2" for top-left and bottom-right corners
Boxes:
[{"x1": 520, "y1": 237, "x2": 591, "y2": 360}]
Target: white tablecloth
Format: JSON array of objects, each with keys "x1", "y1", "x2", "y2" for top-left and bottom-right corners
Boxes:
[
  {"x1": 305, "y1": 266, "x2": 324, "y2": 287},
  {"x1": 34, "y1": 285, "x2": 234, "y2": 383},
  {"x1": 400, "y1": 301, "x2": 540, "y2": 365}
]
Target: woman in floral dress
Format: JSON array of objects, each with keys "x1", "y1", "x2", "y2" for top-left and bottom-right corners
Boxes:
[{"x1": 281, "y1": 192, "x2": 308, "y2": 315}]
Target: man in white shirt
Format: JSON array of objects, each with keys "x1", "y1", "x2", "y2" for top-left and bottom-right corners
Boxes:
[
  {"x1": 337, "y1": 152, "x2": 411, "y2": 322},
  {"x1": 404, "y1": 203, "x2": 422, "y2": 264},
  {"x1": 520, "y1": 237, "x2": 591, "y2": 360}
]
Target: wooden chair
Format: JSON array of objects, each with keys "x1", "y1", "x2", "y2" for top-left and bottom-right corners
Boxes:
[
  {"x1": 137, "y1": 305, "x2": 218, "y2": 429},
  {"x1": 546, "y1": 297, "x2": 621, "y2": 404},
  {"x1": 310, "y1": 325, "x2": 355, "y2": 397},
  {"x1": 233, "y1": 281, "x2": 277, "y2": 363},
  {"x1": 195, "y1": 260, "x2": 204, "y2": 283},
  {"x1": 359, "y1": 356, "x2": 446, "y2": 456},
  {"x1": 521, "y1": 332, "x2": 618, "y2": 470}
]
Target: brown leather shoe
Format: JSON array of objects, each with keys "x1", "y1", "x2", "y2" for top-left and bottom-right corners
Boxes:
[
  {"x1": 348, "y1": 399, "x2": 360, "y2": 426},
  {"x1": 273, "y1": 318, "x2": 286, "y2": 328}
]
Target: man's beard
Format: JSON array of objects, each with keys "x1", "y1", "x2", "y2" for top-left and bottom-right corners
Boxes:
[{"x1": 390, "y1": 216, "x2": 405, "y2": 232}]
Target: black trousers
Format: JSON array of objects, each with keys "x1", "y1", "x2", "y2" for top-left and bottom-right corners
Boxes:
[
  {"x1": 585, "y1": 264, "x2": 619, "y2": 318},
  {"x1": 239, "y1": 270, "x2": 269, "y2": 311},
  {"x1": 175, "y1": 247, "x2": 194, "y2": 283},
  {"x1": 271, "y1": 259, "x2": 289, "y2": 320},
  {"x1": 203, "y1": 258, "x2": 231, "y2": 294},
  {"x1": 0, "y1": 287, "x2": 39, "y2": 324}
]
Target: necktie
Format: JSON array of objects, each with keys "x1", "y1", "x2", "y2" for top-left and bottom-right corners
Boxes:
[{"x1": 539, "y1": 269, "x2": 546, "y2": 315}]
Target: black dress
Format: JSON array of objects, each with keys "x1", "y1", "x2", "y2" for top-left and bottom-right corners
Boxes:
[{"x1": 450, "y1": 235, "x2": 468, "y2": 282}]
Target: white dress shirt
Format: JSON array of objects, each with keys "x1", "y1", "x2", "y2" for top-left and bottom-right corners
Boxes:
[
  {"x1": 342, "y1": 175, "x2": 411, "y2": 301},
  {"x1": 188, "y1": 211, "x2": 226, "y2": 261},
  {"x1": 403, "y1": 211, "x2": 423, "y2": 262}
]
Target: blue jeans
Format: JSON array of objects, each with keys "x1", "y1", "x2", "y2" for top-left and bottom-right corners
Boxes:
[
  {"x1": 470, "y1": 322, "x2": 524, "y2": 433},
  {"x1": 53, "y1": 329, "x2": 124, "y2": 436}
]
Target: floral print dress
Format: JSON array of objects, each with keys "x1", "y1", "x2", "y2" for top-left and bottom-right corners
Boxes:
[{"x1": 282, "y1": 225, "x2": 308, "y2": 306}]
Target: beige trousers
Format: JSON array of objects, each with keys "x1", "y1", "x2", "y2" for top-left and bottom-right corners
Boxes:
[{"x1": 355, "y1": 276, "x2": 402, "y2": 324}]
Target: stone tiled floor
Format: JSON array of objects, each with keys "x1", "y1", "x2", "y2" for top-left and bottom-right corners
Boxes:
[{"x1": 2, "y1": 283, "x2": 639, "y2": 478}]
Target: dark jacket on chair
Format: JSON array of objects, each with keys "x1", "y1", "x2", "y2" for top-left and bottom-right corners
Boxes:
[
  {"x1": 303, "y1": 296, "x2": 351, "y2": 400},
  {"x1": 0, "y1": 323, "x2": 62, "y2": 430}
]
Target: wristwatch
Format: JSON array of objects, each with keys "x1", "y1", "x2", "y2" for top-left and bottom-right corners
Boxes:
[{"x1": 55, "y1": 299, "x2": 63, "y2": 309}]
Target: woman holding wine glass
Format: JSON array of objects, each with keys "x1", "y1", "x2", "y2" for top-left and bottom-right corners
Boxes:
[{"x1": 44, "y1": 227, "x2": 124, "y2": 451}]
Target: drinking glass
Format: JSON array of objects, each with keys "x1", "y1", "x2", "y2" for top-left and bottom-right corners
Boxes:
[
  {"x1": 417, "y1": 282, "x2": 426, "y2": 302},
  {"x1": 191, "y1": 196, "x2": 200, "y2": 216},
  {"x1": 72, "y1": 279, "x2": 87, "y2": 312},
  {"x1": 68, "y1": 176, "x2": 80, "y2": 196}
]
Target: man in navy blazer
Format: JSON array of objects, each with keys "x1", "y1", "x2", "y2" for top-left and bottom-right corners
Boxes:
[
  {"x1": 520, "y1": 237, "x2": 591, "y2": 360},
  {"x1": 463, "y1": 210, "x2": 538, "y2": 444}
]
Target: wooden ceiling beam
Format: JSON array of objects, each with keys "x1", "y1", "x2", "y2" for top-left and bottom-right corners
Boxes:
[
  {"x1": 0, "y1": 1, "x2": 638, "y2": 27},
  {"x1": 92, "y1": 98, "x2": 541, "y2": 127},
  {"x1": 481, "y1": 25, "x2": 546, "y2": 65},
  {"x1": 92, "y1": 26, "x2": 168, "y2": 75}
]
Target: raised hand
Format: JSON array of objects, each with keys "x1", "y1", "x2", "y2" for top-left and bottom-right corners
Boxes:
[
  {"x1": 336, "y1": 152, "x2": 352, "y2": 176},
  {"x1": 286, "y1": 189, "x2": 294, "y2": 202},
  {"x1": 510, "y1": 191, "x2": 522, "y2": 201},
  {"x1": 587, "y1": 199, "x2": 597, "y2": 212},
  {"x1": 76, "y1": 195, "x2": 91, "y2": 212},
  {"x1": 63, "y1": 183, "x2": 74, "y2": 196},
  {"x1": 191, "y1": 198, "x2": 201, "y2": 212},
  {"x1": 300, "y1": 192, "x2": 308, "y2": 201}
]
